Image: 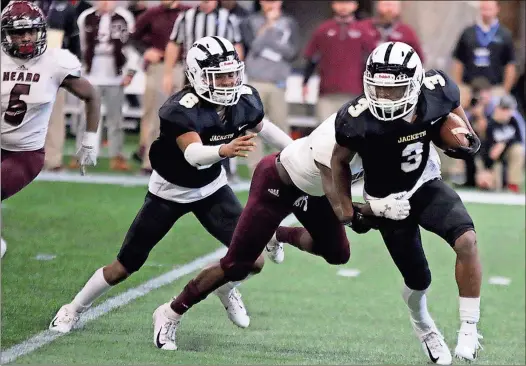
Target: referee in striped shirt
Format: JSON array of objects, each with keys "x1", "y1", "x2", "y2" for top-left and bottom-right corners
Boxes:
[{"x1": 162, "y1": 0, "x2": 243, "y2": 95}]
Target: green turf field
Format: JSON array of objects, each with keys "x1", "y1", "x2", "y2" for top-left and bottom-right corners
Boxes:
[{"x1": 1, "y1": 180, "x2": 525, "y2": 364}]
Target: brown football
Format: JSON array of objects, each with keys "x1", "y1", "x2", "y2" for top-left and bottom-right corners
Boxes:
[{"x1": 436, "y1": 113, "x2": 470, "y2": 149}]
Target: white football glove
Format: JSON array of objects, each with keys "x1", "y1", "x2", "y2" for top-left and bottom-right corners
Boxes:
[
  {"x1": 76, "y1": 132, "x2": 98, "y2": 175},
  {"x1": 369, "y1": 191, "x2": 411, "y2": 221}
]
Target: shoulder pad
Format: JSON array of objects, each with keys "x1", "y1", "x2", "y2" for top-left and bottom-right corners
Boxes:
[
  {"x1": 54, "y1": 49, "x2": 82, "y2": 72},
  {"x1": 334, "y1": 96, "x2": 368, "y2": 148},
  {"x1": 239, "y1": 84, "x2": 265, "y2": 122},
  {"x1": 159, "y1": 91, "x2": 199, "y2": 131},
  {"x1": 422, "y1": 69, "x2": 460, "y2": 107}
]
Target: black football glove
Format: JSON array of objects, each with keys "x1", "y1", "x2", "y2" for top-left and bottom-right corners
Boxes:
[
  {"x1": 344, "y1": 209, "x2": 380, "y2": 234},
  {"x1": 444, "y1": 132, "x2": 481, "y2": 160}
]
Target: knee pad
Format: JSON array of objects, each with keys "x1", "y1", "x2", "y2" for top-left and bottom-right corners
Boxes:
[
  {"x1": 404, "y1": 266, "x2": 431, "y2": 291},
  {"x1": 220, "y1": 257, "x2": 255, "y2": 282}
]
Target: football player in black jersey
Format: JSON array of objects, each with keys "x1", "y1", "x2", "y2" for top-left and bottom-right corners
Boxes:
[
  {"x1": 331, "y1": 42, "x2": 482, "y2": 364},
  {"x1": 49, "y1": 36, "x2": 293, "y2": 337}
]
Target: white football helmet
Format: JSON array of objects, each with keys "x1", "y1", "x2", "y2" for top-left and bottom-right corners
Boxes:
[
  {"x1": 185, "y1": 36, "x2": 244, "y2": 106},
  {"x1": 363, "y1": 41, "x2": 425, "y2": 121}
]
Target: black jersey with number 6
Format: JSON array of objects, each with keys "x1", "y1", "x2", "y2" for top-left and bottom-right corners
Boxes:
[
  {"x1": 335, "y1": 70, "x2": 461, "y2": 198},
  {"x1": 150, "y1": 84, "x2": 264, "y2": 188}
]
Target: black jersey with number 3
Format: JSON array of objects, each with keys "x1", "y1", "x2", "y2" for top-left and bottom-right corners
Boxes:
[
  {"x1": 149, "y1": 85, "x2": 264, "y2": 188},
  {"x1": 335, "y1": 70, "x2": 461, "y2": 198}
]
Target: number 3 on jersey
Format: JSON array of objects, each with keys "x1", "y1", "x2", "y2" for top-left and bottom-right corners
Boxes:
[
  {"x1": 347, "y1": 98, "x2": 369, "y2": 117},
  {"x1": 401, "y1": 142, "x2": 423, "y2": 172}
]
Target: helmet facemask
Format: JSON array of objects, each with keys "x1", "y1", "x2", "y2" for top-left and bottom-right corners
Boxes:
[
  {"x1": 364, "y1": 70, "x2": 420, "y2": 121},
  {"x1": 187, "y1": 59, "x2": 245, "y2": 106}
]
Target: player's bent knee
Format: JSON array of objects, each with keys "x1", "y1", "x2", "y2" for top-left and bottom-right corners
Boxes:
[
  {"x1": 453, "y1": 230, "x2": 477, "y2": 258},
  {"x1": 103, "y1": 260, "x2": 131, "y2": 285},
  {"x1": 404, "y1": 268, "x2": 431, "y2": 291},
  {"x1": 220, "y1": 258, "x2": 255, "y2": 282}
]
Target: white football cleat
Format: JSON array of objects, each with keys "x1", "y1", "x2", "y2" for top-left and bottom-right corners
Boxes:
[
  {"x1": 152, "y1": 303, "x2": 180, "y2": 351},
  {"x1": 265, "y1": 233, "x2": 284, "y2": 264},
  {"x1": 1, "y1": 237, "x2": 6, "y2": 258},
  {"x1": 49, "y1": 304, "x2": 80, "y2": 333},
  {"x1": 420, "y1": 330, "x2": 453, "y2": 365},
  {"x1": 410, "y1": 318, "x2": 452, "y2": 365},
  {"x1": 214, "y1": 284, "x2": 250, "y2": 328},
  {"x1": 455, "y1": 322, "x2": 483, "y2": 361}
]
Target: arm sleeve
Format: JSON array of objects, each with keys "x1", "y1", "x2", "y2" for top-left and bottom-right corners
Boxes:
[
  {"x1": 257, "y1": 119, "x2": 293, "y2": 150},
  {"x1": 303, "y1": 58, "x2": 318, "y2": 85}
]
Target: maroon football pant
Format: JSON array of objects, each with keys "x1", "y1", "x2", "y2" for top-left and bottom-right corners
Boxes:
[
  {"x1": 1, "y1": 148, "x2": 45, "y2": 201},
  {"x1": 219, "y1": 153, "x2": 350, "y2": 280}
]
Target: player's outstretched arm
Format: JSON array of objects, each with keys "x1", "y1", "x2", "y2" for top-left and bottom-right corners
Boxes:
[
  {"x1": 61, "y1": 76, "x2": 101, "y2": 134},
  {"x1": 61, "y1": 76, "x2": 101, "y2": 174},
  {"x1": 249, "y1": 119, "x2": 293, "y2": 150},
  {"x1": 178, "y1": 131, "x2": 257, "y2": 168}
]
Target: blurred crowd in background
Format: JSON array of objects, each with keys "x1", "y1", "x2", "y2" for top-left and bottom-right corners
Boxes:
[{"x1": 1, "y1": 0, "x2": 524, "y2": 193}]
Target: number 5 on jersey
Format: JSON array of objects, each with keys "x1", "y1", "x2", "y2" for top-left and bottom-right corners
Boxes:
[{"x1": 4, "y1": 83, "x2": 31, "y2": 126}]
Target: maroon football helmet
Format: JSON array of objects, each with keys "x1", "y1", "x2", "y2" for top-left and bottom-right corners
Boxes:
[{"x1": 1, "y1": 1, "x2": 47, "y2": 59}]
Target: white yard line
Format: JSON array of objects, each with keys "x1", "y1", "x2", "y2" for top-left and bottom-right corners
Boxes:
[{"x1": 0, "y1": 215, "x2": 298, "y2": 364}]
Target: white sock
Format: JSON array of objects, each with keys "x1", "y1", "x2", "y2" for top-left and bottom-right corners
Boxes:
[
  {"x1": 459, "y1": 297, "x2": 480, "y2": 324},
  {"x1": 402, "y1": 284, "x2": 435, "y2": 333},
  {"x1": 70, "y1": 268, "x2": 111, "y2": 312}
]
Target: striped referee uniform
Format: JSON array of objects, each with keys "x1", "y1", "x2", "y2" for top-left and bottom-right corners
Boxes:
[{"x1": 170, "y1": 6, "x2": 242, "y2": 59}]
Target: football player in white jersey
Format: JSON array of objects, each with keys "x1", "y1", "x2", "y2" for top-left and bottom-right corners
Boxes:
[
  {"x1": 1, "y1": 0, "x2": 100, "y2": 258},
  {"x1": 1, "y1": 0, "x2": 100, "y2": 201},
  {"x1": 150, "y1": 113, "x2": 410, "y2": 351}
]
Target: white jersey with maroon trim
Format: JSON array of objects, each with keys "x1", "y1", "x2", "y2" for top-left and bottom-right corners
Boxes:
[
  {"x1": 1, "y1": 48, "x2": 81, "y2": 151},
  {"x1": 280, "y1": 113, "x2": 364, "y2": 197}
]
